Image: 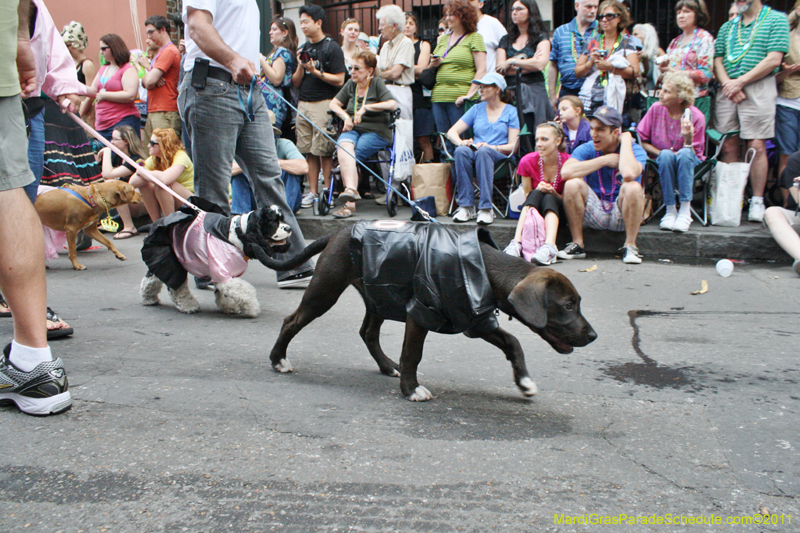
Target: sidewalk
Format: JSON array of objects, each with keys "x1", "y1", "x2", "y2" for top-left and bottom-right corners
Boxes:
[{"x1": 294, "y1": 198, "x2": 791, "y2": 262}]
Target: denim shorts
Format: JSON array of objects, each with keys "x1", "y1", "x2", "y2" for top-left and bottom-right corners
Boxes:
[
  {"x1": 775, "y1": 105, "x2": 800, "y2": 155},
  {"x1": 337, "y1": 130, "x2": 389, "y2": 161}
]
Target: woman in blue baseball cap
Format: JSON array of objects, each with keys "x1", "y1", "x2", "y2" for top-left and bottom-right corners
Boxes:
[{"x1": 446, "y1": 72, "x2": 520, "y2": 225}]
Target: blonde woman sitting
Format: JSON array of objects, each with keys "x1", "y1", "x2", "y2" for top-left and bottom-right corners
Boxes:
[{"x1": 130, "y1": 128, "x2": 194, "y2": 222}]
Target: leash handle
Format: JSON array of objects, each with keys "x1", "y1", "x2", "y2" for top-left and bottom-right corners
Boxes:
[
  {"x1": 66, "y1": 111, "x2": 201, "y2": 212},
  {"x1": 238, "y1": 76, "x2": 257, "y2": 121}
]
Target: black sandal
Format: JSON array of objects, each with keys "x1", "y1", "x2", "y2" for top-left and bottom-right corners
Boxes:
[
  {"x1": 46, "y1": 307, "x2": 74, "y2": 340},
  {"x1": 0, "y1": 293, "x2": 11, "y2": 318}
]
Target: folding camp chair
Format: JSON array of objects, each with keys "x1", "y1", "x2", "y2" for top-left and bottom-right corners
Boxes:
[{"x1": 642, "y1": 128, "x2": 740, "y2": 226}]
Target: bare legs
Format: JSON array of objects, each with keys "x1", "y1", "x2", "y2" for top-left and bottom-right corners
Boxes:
[{"x1": 0, "y1": 188, "x2": 47, "y2": 348}]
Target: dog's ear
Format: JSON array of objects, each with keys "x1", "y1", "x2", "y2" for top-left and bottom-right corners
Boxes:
[{"x1": 507, "y1": 274, "x2": 548, "y2": 329}]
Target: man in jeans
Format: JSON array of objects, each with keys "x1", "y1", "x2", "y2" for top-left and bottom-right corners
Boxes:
[
  {"x1": 140, "y1": 14, "x2": 182, "y2": 140},
  {"x1": 713, "y1": 0, "x2": 789, "y2": 223},
  {"x1": 180, "y1": 0, "x2": 313, "y2": 288},
  {"x1": 292, "y1": 4, "x2": 346, "y2": 209},
  {"x1": 557, "y1": 106, "x2": 648, "y2": 264}
]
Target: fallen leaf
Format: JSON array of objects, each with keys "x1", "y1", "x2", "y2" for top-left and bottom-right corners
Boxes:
[
  {"x1": 769, "y1": 276, "x2": 779, "y2": 279},
  {"x1": 759, "y1": 505, "x2": 769, "y2": 516},
  {"x1": 691, "y1": 280, "x2": 708, "y2": 295},
  {"x1": 579, "y1": 265, "x2": 598, "y2": 272}
]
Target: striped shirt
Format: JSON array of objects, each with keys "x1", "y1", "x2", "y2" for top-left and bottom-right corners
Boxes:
[
  {"x1": 550, "y1": 18, "x2": 598, "y2": 91},
  {"x1": 432, "y1": 32, "x2": 486, "y2": 103},
  {"x1": 714, "y1": 7, "x2": 789, "y2": 79}
]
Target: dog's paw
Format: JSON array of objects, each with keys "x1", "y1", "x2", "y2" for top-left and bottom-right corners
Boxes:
[
  {"x1": 72, "y1": 264, "x2": 86, "y2": 271},
  {"x1": 273, "y1": 358, "x2": 293, "y2": 373},
  {"x1": 406, "y1": 386, "x2": 433, "y2": 402},
  {"x1": 518, "y1": 377, "x2": 538, "y2": 397},
  {"x1": 175, "y1": 303, "x2": 200, "y2": 314}
]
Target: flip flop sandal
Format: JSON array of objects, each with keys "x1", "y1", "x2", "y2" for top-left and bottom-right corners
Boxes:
[
  {"x1": 337, "y1": 188, "x2": 362, "y2": 203},
  {"x1": 46, "y1": 307, "x2": 74, "y2": 340},
  {"x1": 0, "y1": 293, "x2": 11, "y2": 318},
  {"x1": 113, "y1": 229, "x2": 138, "y2": 240},
  {"x1": 331, "y1": 205, "x2": 355, "y2": 219}
]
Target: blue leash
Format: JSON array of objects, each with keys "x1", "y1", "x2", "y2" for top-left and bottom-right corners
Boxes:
[
  {"x1": 237, "y1": 76, "x2": 257, "y2": 122},
  {"x1": 253, "y1": 75, "x2": 436, "y2": 223}
]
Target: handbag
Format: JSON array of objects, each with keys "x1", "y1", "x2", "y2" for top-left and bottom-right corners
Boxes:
[
  {"x1": 710, "y1": 148, "x2": 756, "y2": 227},
  {"x1": 418, "y1": 33, "x2": 466, "y2": 91},
  {"x1": 419, "y1": 67, "x2": 438, "y2": 90},
  {"x1": 411, "y1": 196, "x2": 437, "y2": 221}
]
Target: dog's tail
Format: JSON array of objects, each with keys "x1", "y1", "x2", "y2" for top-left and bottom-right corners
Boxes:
[{"x1": 249, "y1": 236, "x2": 331, "y2": 271}]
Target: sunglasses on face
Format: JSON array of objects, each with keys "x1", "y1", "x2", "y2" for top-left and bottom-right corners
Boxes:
[
  {"x1": 511, "y1": 6, "x2": 526, "y2": 11},
  {"x1": 99, "y1": 46, "x2": 110, "y2": 51},
  {"x1": 597, "y1": 13, "x2": 620, "y2": 20},
  {"x1": 350, "y1": 65, "x2": 362, "y2": 71},
  {"x1": 149, "y1": 140, "x2": 159, "y2": 147}
]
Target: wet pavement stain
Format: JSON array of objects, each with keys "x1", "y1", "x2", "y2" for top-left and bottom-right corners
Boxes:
[{"x1": 602, "y1": 310, "x2": 799, "y2": 392}]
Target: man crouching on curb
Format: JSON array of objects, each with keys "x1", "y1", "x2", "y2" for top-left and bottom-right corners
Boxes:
[{"x1": 557, "y1": 105, "x2": 648, "y2": 264}]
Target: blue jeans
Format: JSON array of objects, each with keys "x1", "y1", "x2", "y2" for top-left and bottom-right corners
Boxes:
[
  {"x1": 97, "y1": 114, "x2": 141, "y2": 141},
  {"x1": 338, "y1": 130, "x2": 389, "y2": 162},
  {"x1": 432, "y1": 102, "x2": 465, "y2": 155},
  {"x1": 230, "y1": 173, "x2": 255, "y2": 215},
  {"x1": 24, "y1": 108, "x2": 45, "y2": 204},
  {"x1": 179, "y1": 76, "x2": 312, "y2": 280},
  {"x1": 453, "y1": 145, "x2": 506, "y2": 210},
  {"x1": 231, "y1": 171, "x2": 302, "y2": 215},
  {"x1": 656, "y1": 148, "x2": 699, "y2": 205}
]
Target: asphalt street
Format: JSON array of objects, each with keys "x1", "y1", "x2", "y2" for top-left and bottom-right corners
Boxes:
[{"x1": 1, "y1": 231, "x2": 799, "y2": 532}]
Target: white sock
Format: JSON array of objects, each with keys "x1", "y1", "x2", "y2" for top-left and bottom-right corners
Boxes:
[
  {"x1": 752, "y1": 196, "x2": 764, "y2": 204},
  {"x1": 9, "y1": 340, "x2": 52, "y2": 372},
  {"x1": 666, "y1": 205, "x2": 678, "y2": 216},
  {"x1": 678, "y1": 202, "x2": 691, "y2": 218}
]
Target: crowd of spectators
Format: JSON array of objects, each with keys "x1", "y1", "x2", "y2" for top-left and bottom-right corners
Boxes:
[{"x1": 51, "y1": 0, "x2": 800, "y2": 276}]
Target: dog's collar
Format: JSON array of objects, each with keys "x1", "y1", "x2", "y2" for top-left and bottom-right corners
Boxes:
[
  {"x1": 230, "y1": 213, "x2": 251, "y2": 260},
  {"x1": 62, "y1": 187, "x2": 94, "y2": 209}
]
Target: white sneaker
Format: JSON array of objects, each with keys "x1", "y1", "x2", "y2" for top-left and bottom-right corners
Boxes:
[
  {"x1": 532, "y1": 243, "x2": 558, "y2": 265},
  {"x1": 659, "y1": 211, "x2": 677, "y2": 231},
  {"x1": 672, "y1": 214, "x2": 692, "y2": 233},
  {"x1": 504, "y1": 239, "x2": 521, "y2": 257},
  {"x1": 301, "y1": 192, "x2": 315, "y2": 208},
  {"x1": 452, "y1": 206, "x2": 475, "y2": 222},
  {"x1": 620, "y1": 244, "x2": 643, "y2": 264},
  {"x1": 476, "y1": 209, "x2": 494, "y2": 225},
  {"x1": 793, "y1": 258, "x2": 800, "y2": 276},
  {"x1": 748, "y1": 198, "x2": 765, "y2": 222}
]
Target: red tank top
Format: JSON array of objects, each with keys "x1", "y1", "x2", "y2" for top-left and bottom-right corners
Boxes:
[{"x1": 94, "y1": 62, "x2": 140, "y2": 131}]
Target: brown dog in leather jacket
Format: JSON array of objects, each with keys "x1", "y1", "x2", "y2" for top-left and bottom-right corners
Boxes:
[
  {"x1": 252, "y1": 221, "x2": 597, "y2": 402},
  {"x1": 35, "y1": 181, "x2": 142, "y2": 270}
]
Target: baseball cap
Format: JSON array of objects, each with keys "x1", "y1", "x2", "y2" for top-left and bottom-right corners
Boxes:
[
  {"x1": 587, "y1": 105, "x2": 623, "y2": 128},
  {"x1": 472, "y1": 72, "x2": 507, "y2": 92}
]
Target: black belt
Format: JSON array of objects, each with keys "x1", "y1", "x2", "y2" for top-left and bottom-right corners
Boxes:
[
  {"x1": 207, "y1": 65, "x2": 233, "y2": 84},
  {"x1": 385, "y1": 82, "x2": 409, "y2": 87}
]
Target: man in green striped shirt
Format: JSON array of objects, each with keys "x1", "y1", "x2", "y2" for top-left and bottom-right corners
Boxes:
[{"x1": 713, "y1": 0, "x2": 789, "y2": 223}]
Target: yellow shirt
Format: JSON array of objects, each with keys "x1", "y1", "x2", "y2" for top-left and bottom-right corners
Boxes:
[{"x1": 145, "y1": 149, "x2": 194, "y2": 192}]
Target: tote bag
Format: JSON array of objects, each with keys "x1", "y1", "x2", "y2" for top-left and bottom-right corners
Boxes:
[{"x1": 710, "y1": 148, "x2": 756, "y2": 227}]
